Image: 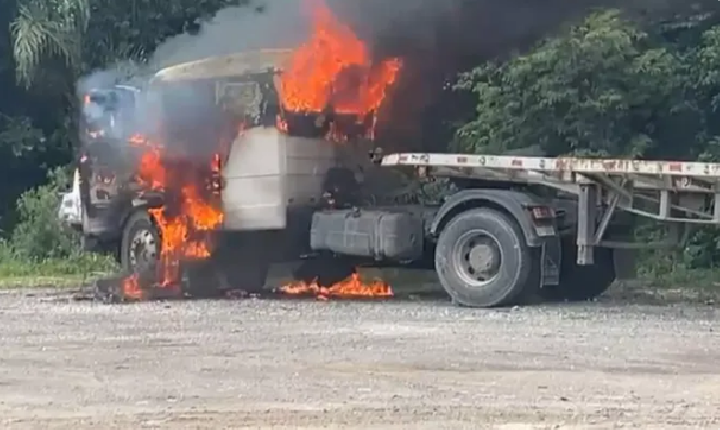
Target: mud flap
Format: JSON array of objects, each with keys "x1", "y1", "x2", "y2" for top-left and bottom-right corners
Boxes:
[
  {"x1": 540, "y1": 237, "x2": 561, "y2": 286},
  {"x1": 613, "y1": 248, "x2": 637, "y2": 281}
]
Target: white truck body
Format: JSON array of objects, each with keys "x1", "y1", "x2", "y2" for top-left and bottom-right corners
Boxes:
[
  {"x1": 58, "y1": 168, "x2": 83, "y2": 228},
  {"x1": 222, "y1": 127, "x2": 337, "y2": 230},
  {"x1": 152, "y1": 49, "x2": 342, "y2": 232}
]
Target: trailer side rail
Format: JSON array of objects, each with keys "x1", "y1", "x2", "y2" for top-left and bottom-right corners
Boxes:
[
  {"x1": 382, "y1": 152, "x2": 720, "y2": 231},
  {"x1": 381, "y1": 153, "x2": 720, "y2": 179}
]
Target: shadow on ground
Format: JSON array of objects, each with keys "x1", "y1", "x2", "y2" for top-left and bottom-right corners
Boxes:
[{"x1": 16, "y1": 262, "x2": 720, "y2": 307}]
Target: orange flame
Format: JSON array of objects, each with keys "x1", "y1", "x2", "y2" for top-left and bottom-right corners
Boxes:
[
  {"x1": 278, "y1": 0, "x2": 401, "y2": 122},
  {"x1": 281, "y1": 272, "x2": 394, "y2": 300},
  {"x1": 122, "y1": 136, "x2": 224, "y2": 298},
  {"x1": 122, "y1": 274, "x2": 144, "y2": 300}
]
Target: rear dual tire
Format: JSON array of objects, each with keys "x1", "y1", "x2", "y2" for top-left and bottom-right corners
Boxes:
[{"x1": 435, "y1": 208, "x2": 539, "y2": 307}]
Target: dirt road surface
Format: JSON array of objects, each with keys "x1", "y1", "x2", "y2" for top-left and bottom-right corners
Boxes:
[{"x1": 0, "y1": 290, "x2": 718, "y2": 429}]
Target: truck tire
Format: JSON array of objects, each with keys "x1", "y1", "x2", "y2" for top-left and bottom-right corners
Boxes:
[
  {"x1": 219, "y1": 258, "x2": 269, "y2": 294},
  {"x1": 120, "y1": 211, "x2": 160, "y2": 274},
  {"x1": 212, "y1": 233, "x2": 270, "y2": 294},
  {"x1": 540, "y1": 239, "x2": 615, "y2": 302},
  {"x1": 435, "y1": 208, "x2": 538, "y2": 307}
]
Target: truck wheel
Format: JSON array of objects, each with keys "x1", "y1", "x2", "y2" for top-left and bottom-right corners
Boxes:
[
  {"x1": 435, "y1": 208, "x2": 538, "y2": 307},
  {"x1": 121, "y1": 211, "x2": 160, "y2": 274},
  {"x1": 220, "y1": 258, "x2": 270, "y2": 294},
  {"x1": 212, "y1": 233, "x2": 270, "y2": 294},
  {"x1": 540, "y1": 239, "x2": 615, "y2": 302}
]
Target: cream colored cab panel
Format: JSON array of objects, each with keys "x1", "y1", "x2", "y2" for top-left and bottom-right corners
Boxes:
[{"x1": 221, "y1": 127, "x2": 337, "y2": 231}]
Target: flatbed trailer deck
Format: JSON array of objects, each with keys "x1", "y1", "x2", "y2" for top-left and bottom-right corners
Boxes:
[{"x1": 383, "y1": 152, "x2": 720, "y2": 239}]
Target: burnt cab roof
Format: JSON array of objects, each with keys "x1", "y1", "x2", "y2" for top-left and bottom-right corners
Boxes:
[{"x1": 150, "y1": 49, "x2": 293, "y2": 83}]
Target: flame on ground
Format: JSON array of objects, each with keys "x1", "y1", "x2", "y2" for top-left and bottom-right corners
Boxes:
[
  {"x1": 281, "y1": 272, "x2": 394, "y2": 300},
  {"x1": 122, "y1": 135, "x2": 224, "y2": 299},
  {"x1": 278, "y1": 0, "x2": 402, "y2": 123},
  {"x1": 122, "y1": 273, "x2": 144, "y2": 300}
]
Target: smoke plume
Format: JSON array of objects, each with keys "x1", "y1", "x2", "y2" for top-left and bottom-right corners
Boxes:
[{"x1": 78, "y1": 0, "x2": 713, "y2": 154}]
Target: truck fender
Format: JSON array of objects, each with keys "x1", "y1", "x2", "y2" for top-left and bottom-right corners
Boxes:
[
  {"x1": 114, "y1": 196, "x2": 161, "y2": 239},
  {"x1": 430, "y1": 189, "x2": 549, "y2": 247}
]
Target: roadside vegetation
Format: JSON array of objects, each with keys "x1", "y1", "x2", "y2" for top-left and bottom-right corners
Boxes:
[
  {"x1": 1, "y1": 1, "x2": 720, "y2": 290},
  {"x1": 0, "y1": 168, "x2": 117, "y2": 284},
  {"x1": 455, "y1": 7, "x2": 720, "y2": 290}
]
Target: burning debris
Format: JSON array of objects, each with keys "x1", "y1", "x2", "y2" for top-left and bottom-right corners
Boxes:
[{"x1": 280, "y1": 272, "x2": 393, "y2": 300}]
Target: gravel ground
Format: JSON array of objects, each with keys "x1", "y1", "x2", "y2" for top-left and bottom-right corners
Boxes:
[{"x1": 0, "y1": 289, "x2": 718, "y2": 429}]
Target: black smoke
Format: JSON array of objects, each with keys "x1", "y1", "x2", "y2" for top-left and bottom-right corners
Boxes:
[
  {"x1": 80, "y1": 0, "x2": 717, "y2": 155},
  {"x1": 329, "y1": 0, "x2": 719, "y2": 152}
]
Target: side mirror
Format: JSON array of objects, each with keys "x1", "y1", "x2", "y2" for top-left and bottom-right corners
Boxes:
[{"x1": 368, "y1": 147, "x2": 384, "y2": 165}]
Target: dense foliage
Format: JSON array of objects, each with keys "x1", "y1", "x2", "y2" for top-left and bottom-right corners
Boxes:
[
  {"x1": 455, "y1": 6, "x2": 720, "y2": 278},
  {"x1": 456, "y1": 9, "x2": 720, "y2": 160}
]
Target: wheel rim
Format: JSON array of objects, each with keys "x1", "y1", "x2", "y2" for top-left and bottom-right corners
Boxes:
[
  {"x1": 452, "y1": 230, "x2": 503, "y2": 288},
  {"x1": 128, "y1": 228, "x2": 158, "y2": 271}
]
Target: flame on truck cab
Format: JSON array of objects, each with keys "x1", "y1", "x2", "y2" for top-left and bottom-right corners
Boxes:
[{"x1": 78, "y1": 49, "x2": 347, "y2": 235}]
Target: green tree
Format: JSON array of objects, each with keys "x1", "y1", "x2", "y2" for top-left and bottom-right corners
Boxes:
[
  {"x1": 455, "y1": 10, "x2": 688, "y2": 159},
  {"x1": 10, "y1": 0, "x2": 90, "y2": 89},
  {"x1": 454, "y1": 7, "x2": 720, "y2": 274},
  {"x1": 11, "y1": 0, "x2": 254, "y2": 89}
]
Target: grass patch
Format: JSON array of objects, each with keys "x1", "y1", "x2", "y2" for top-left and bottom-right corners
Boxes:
[
  {"x1": 639, "y1": 267, "x2": 720, "y2": 291},
  {"x1": 606, "y1": 268, "x2": 720, "y2": 305},
  {"x1": 0, "y1": 254, "x2": 118, "y2": 288},
  {"x1": 0, "y1": 274, "x2": 103, "y2": 289}
]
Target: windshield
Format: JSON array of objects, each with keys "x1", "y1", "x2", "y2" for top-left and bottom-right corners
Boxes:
[{"x1": 82, "y1": 88, "x2": 137, "y2": 140}]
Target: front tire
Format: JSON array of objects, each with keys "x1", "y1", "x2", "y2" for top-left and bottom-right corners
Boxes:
[
  {"x1": 435, "y1": 208, "x2": 538, "y2": 307},
  {"x1": 120, "y1": 211, "x2": 160, "y2": 274}
]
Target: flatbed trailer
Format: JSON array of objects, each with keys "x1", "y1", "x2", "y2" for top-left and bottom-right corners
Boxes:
[{"x1": 369, "y1": 152, "x2": 720, "y2": 307}]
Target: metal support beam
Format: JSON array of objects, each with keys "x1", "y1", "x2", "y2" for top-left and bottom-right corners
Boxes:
[
  {"x1": 594, "y1": 191, "x2": 620, "y2": 244},
  {"x1": 659, "y1": 190, "x2": 671, "y2": 220},
  {"x1": 577, "y1": 184, "x2": 596, "y2": 265}
]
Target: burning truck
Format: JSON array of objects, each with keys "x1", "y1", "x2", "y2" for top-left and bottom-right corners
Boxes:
[
  {"x1": 71, "y1": 1, "x2": 646, "y2": 307},
  {"x1": 76, "y1": 4, "x2": 402, "y2": 300}
]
